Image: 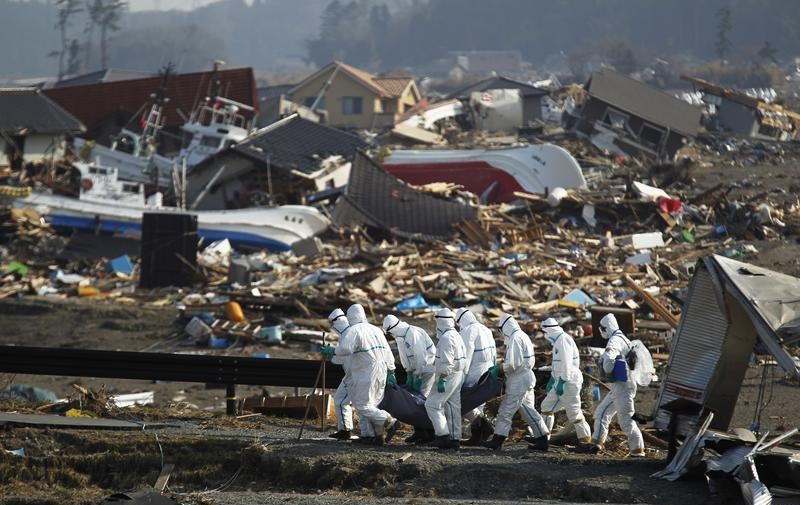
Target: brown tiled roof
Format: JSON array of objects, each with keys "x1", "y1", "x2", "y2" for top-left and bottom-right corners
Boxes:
[
  {"x1": 43, "y1": 67, "x2": 258, "y2": 133},
  {"x1": 293, "y1": 61, "x2": 416, "y2": 99},
  {"x1": 373, "y1": 77, "x2": 413, "y2": 98}
]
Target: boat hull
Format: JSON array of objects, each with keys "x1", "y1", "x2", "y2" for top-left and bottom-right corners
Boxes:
[
  {"x1": 383, "y1": 144, "x2": 586, "y2": 203},
  {"x1": 16, "y1": 194, "x2": 329, "y2": 252}
]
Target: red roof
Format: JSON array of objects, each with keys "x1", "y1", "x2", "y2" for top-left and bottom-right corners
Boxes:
[{"x1": 43, "y1": 67, "x2": 258, "y2": 132}]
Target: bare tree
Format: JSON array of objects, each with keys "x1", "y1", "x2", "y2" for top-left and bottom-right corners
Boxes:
[
  {"x1": 84, "y1": 0, "x2": 104, "y2": 71},
  {"x1": 52, "y1": 0, "x2": 83, "y2": 81},
  {"x1": 98, "y1": 0, "x2": 127, "y2": 69}
]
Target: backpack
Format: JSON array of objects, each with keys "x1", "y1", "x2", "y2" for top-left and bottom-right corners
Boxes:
[{"x1": 627, "y1": 340, "x2": 655, "y2": 386}]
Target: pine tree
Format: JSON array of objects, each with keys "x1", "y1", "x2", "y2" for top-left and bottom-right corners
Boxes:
[{"x1": 714, "y1": 6, "x2": 732, "y2": 62}]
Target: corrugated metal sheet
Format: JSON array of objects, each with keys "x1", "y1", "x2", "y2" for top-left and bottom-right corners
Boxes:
[{"x1": 655, "y1": 266, "x2": 727, "y2": 430}]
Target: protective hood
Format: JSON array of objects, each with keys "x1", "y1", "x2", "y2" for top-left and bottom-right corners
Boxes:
[
  {"x1": 455, "y1": 308, "x2": 477, "y2": 329},
  {"x1": 498, "y1": 313, "x2": 521, "y2": 339},
  {"x1": 328, "y1": 308, "x2": 349, "y2": 336},
  {"x1": 435, "y1": 308, "x2": 456, "y2": 334},
  {"x1": 541, "y1": 317, "x2": 563, "y2": 344},
  {"x1": 383, "y1": 314, "x2": 409, "y2": 337},
  {"x1": 599, "y1": 313, "x2": 619, "y2": 339},
  {"x1": 346, "y1": 304, "x2": 367, "y2": 325}
]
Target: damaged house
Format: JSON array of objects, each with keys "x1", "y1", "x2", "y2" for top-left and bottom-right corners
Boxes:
[
  {"x1": 332, "y1": 151, "x2": 478, "y2": 241},
  {"x1": 0, "y1": 88, "x2": 85, "y2": 169},
  {"x1": 448, "y1": 76, "x2": 549, "y2": 130},
  {"x1": 573, "y1": 69, "x2": 702, "y2": 159},
  {"x1": 289, "y1": 61, "x2": 422, "y2": 130},
  {"x1": 683, "y1": 75, "x2": 800, "y2": 141},
  {"x1": 184, "y1": 114, "x2": 367, "y2": 210}
]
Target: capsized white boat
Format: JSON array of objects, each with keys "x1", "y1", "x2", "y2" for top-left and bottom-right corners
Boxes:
[
  {"x1": 382, "y1": 144, "x2": 586, "y2": 203},
  {"x1": 13, "y1": 162, "x2": 328, "y2": 252}
]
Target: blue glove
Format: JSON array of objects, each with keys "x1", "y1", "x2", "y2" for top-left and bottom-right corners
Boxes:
[
  {"x1": 489, "y1": 364, "x2": 502, "y2": 379},
  {"x1": 437, "y1": 376, "x2": 447, "y2": 393},
  {"x1": 320, "y1": 345, "x2": 335, "y2": 359},
  {"x1": 545, "y1": 376, "x2": 555, "y2": 392},
  {"x1": 556, "y1": 378, "x2": 566, "y2": 396},
  {"x1": 405, "y1": 372, "x2": 414, "y2": 387},
  {"x1": 387, "y1": 371, "x2": 397, "y2": 386}
]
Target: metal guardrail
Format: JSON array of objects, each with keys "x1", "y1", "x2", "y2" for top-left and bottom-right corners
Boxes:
[{"x1": 0, "y1": 345, "x2": 345, "y2": 414}]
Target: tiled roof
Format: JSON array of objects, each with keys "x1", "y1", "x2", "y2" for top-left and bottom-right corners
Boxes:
[
  {"x1": 43, "y1": 67, "x2": 258, "y2": 132},
  {"x1": 586, "y1": 70, "x2": 701, "y2": 136},
  {"x1": 293, "y1": 61, "x2": 416, "y2": 99},
  {"x1": 0, "y1": 88, "x2": 84, "y2": 134},
  {"x1": 232, "y1": 114, "x2": 367, "y2": 174},
  {"x1": 373, "y1": 77, "x2": 413, "y2": 98},
  {"x1": 332, "y1": 151, "x2": 477, "y2": 241}
]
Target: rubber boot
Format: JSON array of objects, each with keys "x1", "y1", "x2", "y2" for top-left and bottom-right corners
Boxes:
[
  {"x1": 482, "y1": 434, "x2": 506, "y2": 450},
  {"x1": 328, "y1": 429, "x2": 352, "y2": 441},
  {"x1": 354, "y1": 436, "x2": 376, "y2": 445},
  {"x1": 430, "y1": 435, "x2": 453, "y2": 449},
  {"x1": 384, "y1": 419, "x2": 400, "y2": 444},
  {"x1": 404, "y1": 428, "x2": 420, "y2": 444},
  {"x1": 527, "y1": 435, "x2": 549, "y2": 452}
]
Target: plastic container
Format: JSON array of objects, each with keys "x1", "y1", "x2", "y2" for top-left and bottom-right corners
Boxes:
[
  {"x1": 185, "y1": 317, "x2": 212, "y2": 339},
  {"x1": 225, "y1": 301, "x2": 245, "y2": 322},
  {"x1": 209, "y1": 337, "x2": 229, "y2": 348},
  {"x1": 259, "y1": 325, "x2": 282, "y2": 344},
  {"x1": 592, "y1": 385, "x2": 602, "y2": 401}
]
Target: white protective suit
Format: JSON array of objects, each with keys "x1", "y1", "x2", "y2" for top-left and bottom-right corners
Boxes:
[
  {"x1": 493, "y1": 314, "x2": 549, "y2": 439},
  {"x1": 335, "y1": 304, "x2": 396, "y2": 437},
  {"x1": 456, "y1": 308, "x2": 496, "y2": 432},
  {"x1": 538, "y1": 318, "x2": 591, "y2": 442},
  {"x1": 329, "y1": 308, "x2": 354, "y2": 432},
  {"x1": 591, "y1": 313, "x2": 644, "y2": 453},
  {"x1": 383, "y1": 315, "x2": 437, "y2": 396},
  {"x1": 424, "y1": 308, "x2": 467, "y2": 439}
]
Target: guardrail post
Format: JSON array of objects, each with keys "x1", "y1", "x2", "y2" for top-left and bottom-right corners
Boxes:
[{"x1": 226, "y1": 383, "x2": 237, "y2": 416}]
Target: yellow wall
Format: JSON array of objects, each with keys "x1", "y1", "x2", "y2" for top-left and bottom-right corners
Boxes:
[{"x1": 292, "y1": 69, "x2": 378, "y2": 129}]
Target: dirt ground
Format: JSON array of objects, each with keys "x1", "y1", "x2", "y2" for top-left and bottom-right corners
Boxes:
[{"x1": 1, "y1": 295, "x2": 799, "y2": 505}]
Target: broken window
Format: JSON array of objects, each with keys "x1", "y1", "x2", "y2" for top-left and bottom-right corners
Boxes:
[
  {"x1": 640, "y1": 123, "x2": 665, "y2": 148},
  {"x1": 342, "y1": 97, "x2": 363, "y2": 115},
  {"x1": 602, "y1": 108, "x2": 629, "y2": 129}
]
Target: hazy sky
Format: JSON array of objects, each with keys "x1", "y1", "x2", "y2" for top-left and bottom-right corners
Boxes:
[{"x1": 129, "y1": 0, "x2": 225, "y2": 11}]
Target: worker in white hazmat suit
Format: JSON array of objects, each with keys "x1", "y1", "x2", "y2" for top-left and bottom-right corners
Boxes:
[
  {"x1": 332, "y1": 304, "x2": 400, "y2": 445},
  {"x1": 588, "y1": 313, "x2": 645, "y2": 456},
  {"x1": 382, "y1": 315, "x2": 436, "y2": 396},
  {"x1": 323, "y1": 308, "x2": 355, "y2": 440},
  {"x1": 538, "y1": 317, "x2": 592, "y2": 444},
  {"x1": 424, "y1": 308, "x2": 467, "y2": 449},
  {"x1": 483, "y1": 314, "x2": 550, "y2": 451},
  {"x1": 455, "y1": 308, "x2": 496, "y2": 445},
  {"x1": 383, "y1": 314, "x2": 437, "y2": 443}
]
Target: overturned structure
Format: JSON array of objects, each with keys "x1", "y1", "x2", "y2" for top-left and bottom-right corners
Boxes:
[{"x1": 654, "y1": 255, "x2": 800, "y2": 434}]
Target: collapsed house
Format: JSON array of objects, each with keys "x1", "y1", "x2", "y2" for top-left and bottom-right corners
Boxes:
[
  {"x1": 0, "y1": 88, "x2": 85, "y2": 169},
  {"x1": 332, "y1": 151, "x2": 478, "y2": 241},
  {"x1": 572, "y1": 69, "x2": 702, "y2": 159},
  {"x1": 185, "y1": 114, "x2": 367, "y2": 209},
  {"x1": 654, "y1": 254, "x2": 800, "y2": 435},
  {"x1": 683, "y1": 75, "x2": 800, "y2": 141}
]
